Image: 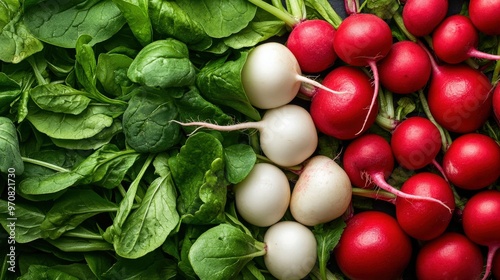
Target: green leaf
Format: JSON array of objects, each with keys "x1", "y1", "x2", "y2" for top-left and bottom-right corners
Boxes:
[
  {"x1": 363, "y1": 0, "x2": 399, "y2": 19},
  {"x1": 0, "y1": 200, "x2": 45, "y2": 243},
  {"x1": 18, "y1": 264, "x2": 96, "y2": 280},
  {"x1": 0, "y1": 72, "x2": 21, "y2": 111},
  {"x1": 51, "y1": 119, "x2": 123, "y2": 150},
  {"x1": 47, "y1": 237, "x2": 114, "y2": 252},
  {"x1": 127, "y1": 39, "x2": 197, "y2": 88},
  {"x1": 223, "y1": 144, "x2": 256, "y2": 184},
  {"x1": 188, "y1": 224, "x2": 266, "y2": 280},
  {"x1": 115, "y1": 174, "x2": 180, "y2": 258},
  {"x1": 96, "y1": 53, "x2": 134, "y2": 97},
  {"x1": 24, "y1": 0, "x2": 126, "y2": 48},
  {"x1": 176, "y1": 0, "x2": 257, "y2": 39},
  {"x1": 112, "y1": 0, "x2": 152, "y2": 46},
  {"x1": 224, "y1": 20, "x2": 286, "y2": 49},
  {"x1": 29, "y1": 83, "x2": 91, "y2": 115},
  {"x1": 84, "y1": 253, "x2": 115, "y2": 280},
  {"x1": 313, "y1": 218, "x2": 346, "y2": 280},
  {"x1": 196, "y1": 51, "x2": 260, "y2": 120},
  {"x1": 0, "y1": 116, "x2": 24, "y2": 174},
  {"x1": 101, "y1": 251, "x2": 178, "y2": 280}
]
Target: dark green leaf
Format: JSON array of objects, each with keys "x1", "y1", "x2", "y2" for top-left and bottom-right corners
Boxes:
[
  {"x1": 18, "y1": 264, "x2": 96, "y2": 280},
  {"x1": 0, "y1": 72, "x2": 21, "y2": 111},
  {"x1": 313, "y1": 218, "x2": 346, "y2": 280},
  {"x1": 0, "y1": 199, "x2": 45, "y2": 243},
  {"x1": 51, "y1": 119, "x2": 123, "y2": 150},
  {"x1": 0, "y1": 116, "x2": 24, "y2": 174},
  {"x1": 223, "y1": 144, "x2": 256, "y2": 184},
  {"x1": 30, "y1": 83, "x2": 91, "y2": 115},
  {"x1": 96, "y1": 53, "x2": 134, "y2": 97},
  {"x1": 47, "y1": 237, "x2": 113, "y2": 252},
  {"x1": 112, "y1": 0, "x2": 152, "y2": 46},
  {"x1": 101, "y1": 251, "x2": 177, "y2": 280}
]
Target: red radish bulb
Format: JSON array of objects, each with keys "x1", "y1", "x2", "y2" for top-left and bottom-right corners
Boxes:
[
  {"x1": 286, "y1": 19, "x2": 337, "y2": 73},
  {"x1": 462, "y1": 190, "x2": 500, "y2": 280},
  {"x1": 390, "y1": 116, "x2": 442, "y2": 170},
  {"x1": 402, "y1": 0, "x2": 448, "y2": 37},
  {"x1": 378, "y1": 41, "x2": 432, "y2": 94},
  {"x1": 342, "y1": 133, "x2": 451, "y2": 210},
  {"x1": 443, "y1": 133, "x2": 500, "y2": 190},
  {"x1": 310, "y1": 66, "x2": 378, "y2": 140},
  {"x1": 332, "y1": 13, "x2": 393, "y2": 134},
  {"x1": 432, "y1": 14, "x2": 500, "y2": 64},
  {"x1": 469, "y1": 0, "x2": 500, "y2": 35},
  {"x1": 395, "y1": 172, "x2": 455, "y2": 240},
  {"x1": 334, "y1": 211, "x2": 412, "y2": 280},
  {"x1": 415, "y1": 232, "x2": 484, "y2": 280}
]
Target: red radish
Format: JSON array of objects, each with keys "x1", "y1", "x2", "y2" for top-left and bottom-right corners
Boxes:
[
  {"x1": 402, "y1": 0, "x2": 448, "y2": 37},
  {"x1": 286, "y1": 19, "x2": 337, "y2": 73},
  {"x1": 462, "y1": 190, "x2": 500, "y2": 280},
  {"x1": 334, "y1": 211, "x2": 412, "y2": 280},
  {"x1": 342, "y1": 133, "x2": 451, "y2": 211},
  {"x1": 415, "y1": 232, "x2": 484, "y2": 280},
  {"x1": 469, "y1": 0, "x2": 500, "y2": 35},
  {"x1": 332, "y1": 13, "x2": 393, "y2": 134},
  {"x1": 395, "y1": 172, "x2": 455, "y2": 240},
  {"x1": 494, "y1": 85, "x2": 500, "y2": 124},
  {"x1": 390, "y1": 116, "x2": 442, "y2": 170},
  {"x1": 442, "y1": 133, "x2": 500, "y2": 190},
  {"x1": 420, "y1": 41, "x2": 494, "y2": 134},
  {"x1": 173, "y1": 104, "x2": 318, "y2": 167},
  {"x1": 310, "y1": 66, "x2": 378, "y2": 140},
  {"x1": 378, "y1": 41, "x2": 432, "y2": 94},
  {"x1": 432, "y1": 14, "x2": 500, "y2": 64}
]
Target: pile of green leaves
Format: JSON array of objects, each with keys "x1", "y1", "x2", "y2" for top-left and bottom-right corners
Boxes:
[{"x1": 0, "y1": 0, "x2": 347, "y2": 279}]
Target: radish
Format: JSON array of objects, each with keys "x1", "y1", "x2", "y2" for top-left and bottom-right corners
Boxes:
[
  {"x1": 342, "y1": 133, "x2": 451, "y2": 211},
  {"x1": 415, "y1": 232, "x2": 484, "y2": 280},
  {"x1": 309, "y1": 66, "x2": 378, "y2": 140},
  {"x1": 377, "y1": 41, "x2": 432, "y2": 94},
  {"x1": 263, "y1": 221, "x2": 317, "y2": 279},
  {"x1": 462, "y1": 190, "x2": 500, "y2": 280},
  {"x1": 290, "y1": 155, "x2": 352, "y2": 226},
  {"x1": 332, "y1": 13, "x2": 393, "y2": 134},
  {"x1": 432, "y1": 14, "x2": 500, "y2": 64},
  {"x1": 173, "y1": 104, "x2": 318, "y2": 167},
  {"x1": 442, "y1": 133, "x2": 500, "y2": 190},
  {"x1": 469, "y1": 0, "x2": 500, "y2": 35},
  {"x1": 494, "y1": 85, "x2": 500, "y2": 124},
  {"x1": 241, "y1": 42, "x2": 344, "y2": 109},
  {"x1": 334, "y1": 211, "x2": 412, "y2": 280},
  {"x1": 390, "y1": 116, "x2": 442, "y2": 170},
  {"x1": 401, "y1": 0, "x2": 448, "y2": 37},
  {"x1": 395, "y1": 172, "x2": 455, "y2": 240},
  {"x1": 233, "y1": 163, "x2": 290, "y2": 227},
  {"x1": 421, "y1": 41, "x2": 494, "y2": 134}
]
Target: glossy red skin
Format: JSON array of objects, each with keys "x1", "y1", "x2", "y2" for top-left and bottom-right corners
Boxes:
[
  {"x1": 415, "y1": 232, "x2": 484, "y2": 280},
  {"x1": 334, "y1": 211, "x2": 412, "y2": 280},
  {"x1": 402, "y1": 0, "x2": 448, "y2": 37},
  {"x1": 378, "y1": 41, "x2": 432, "y2": 94},
  {"x1": 443, "y1": 134, "x2": 500, "y2": 190},
  {"x1": 342, "y1": 134, "x2": 394, "y2": 188},
  {"x1": 494, "y1": 85, "x2": 500, "y2": 124},
  {"x1": 427, "y1": 64, "x2": 493, "y2": 134},
  {"x1": 286, "y1": 19, "x2": 337, "y2": 73},
  {"x1": 432, "y1": 15, "x2": 480, "y2": 64},
  {"x1": 390, "y1": 116, "x2": 441, "y2": 170},
  {"x1": 462, "y1": 190, "x2": 500, "y2": 246},
  {"x1": 310, "y1": 66, "x2": 378, "y2": 140},
  {"x1": 395, "y1": 172, "x2": 455, "y2": 240},
  {"x1": 332, "y1": 13, "x2": 392, "y2": 67},
  {"x1": 469, "y1": 0, "x2": 500, "y2": 35}
]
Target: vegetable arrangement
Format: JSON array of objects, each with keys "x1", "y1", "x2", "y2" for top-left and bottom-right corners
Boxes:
[{"x1": 0, "y1": 0, "x2": 499, "y2": 280}]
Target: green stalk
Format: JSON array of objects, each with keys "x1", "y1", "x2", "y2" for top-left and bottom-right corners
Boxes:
[
  {"x1": 392, "y1": 12, "x2": 417, "y2": 42},
  {"x1": 418, "y1": 89, "x2": 452, "y2": 151},
  {"x1": 247, "y1": 0, "x2": 299, "y2": 27},
  {"x1": 286, "y1": 0, "x2": 306, "y2": 20},
  {"x1": 492, "y1": 35, "x2": 500, "y2": 85},
  {"x1": 22, "y1": 156, "x2": 70, "y2": 172},
  {"x1": 352, "y1": 187, "x2": 396, "y2": 203},
  {"x1": 305, "y1": 0, "x2": 343, "y2": 28}
]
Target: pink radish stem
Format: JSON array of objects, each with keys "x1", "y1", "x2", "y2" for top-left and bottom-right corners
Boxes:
[{"x1": 356, "y1": 60, "x2": 380, "y2": 135}]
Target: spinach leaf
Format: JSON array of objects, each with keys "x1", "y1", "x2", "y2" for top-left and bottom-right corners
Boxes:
[
  {"x1": 112, "y1": 0, "x2": 152, "y2": 46},
  {"x1": 223, "y1": 144, "x2": 256, "y2": 184},
  {"x1": 96, "y1": 53, "x2": 134, "y2": 97},
  {"x1": 196, "y1": 51, "x2": 261, "y2": 120},
  {"x1": 0, "y1": 116, "x2": 24, "y2": 174},
  {"x1": 313, "y1": 218, "x2": 346, "y2": 280},
  {"x1": 0, "y1": 0, "x2": 43, "y2": 63},
  {"x1": 168, "y1": 132, "x2": 228, "y2": 225},
  {"x1": 176, "y1": 0, "x2": 257, "y2": 39},
  {"x1": 0, "y1": 72, "x2": 21, "y2": 112},
  {"x1": 122, "y1": 88, "x2": 181, "y2": 153},
  {"x1": 24, "y1": 0, "x2": 126, "y2": 48},
  {"x1": 0, "y1": 199, "x2": 45, "y2": 243},
  {"x1": 47, "y1": 237, "x2": 114, "y2": 252},
  {"x1": 127, "y1": 39, "x2": 197, "y2": 89},
  {"x1": 188, "y1": 224, "x2": 266, "y2": 280},
  {"x1": 84, "y1": 252, "x2": 115, "y2": 280},
  {"x1": 29, "y1": 83, "x2": 91, "y2": 115},
  {"x1": 51, "y1": 119, "x2": 122, "y2": 150},
  {"x1": 18, "y1": 264, "x2": 96, "y2": 280},
  {"x1": 101, "y1": 251, "x2": 177, "y2": 280}
]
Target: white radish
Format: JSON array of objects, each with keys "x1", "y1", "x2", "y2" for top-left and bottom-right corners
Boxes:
[
  {"x1": 264, "y1": 221, "x2": 317, "y2": 279},
  {"x1": 233, "y1": 163, "x2": 290, "y2": 227},
  {"x1": 290, "y1": 155, "x2": 352, "y2": 226},
  {"x1": 174, "y1": 104, "x2": 318, "y2": 167}
]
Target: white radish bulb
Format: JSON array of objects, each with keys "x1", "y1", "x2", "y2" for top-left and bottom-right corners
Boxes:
[
  {"x1": 290, "y1": 155, "x2": 352, "y2": 226},
  {"x1": 233, "y1": 163, "x2": 290, "y2": 227},
  {"x1": 264, "y1": 221, "x2": 317, "y2": 280}
]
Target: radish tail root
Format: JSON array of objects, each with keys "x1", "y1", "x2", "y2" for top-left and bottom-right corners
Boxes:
[
  {"x1": 356, "y1": 60, "x2": 379, "y2": 135},
  {"x1": 431, "y1": 159, "x2": 449, "y2": 183},
  {"x1": 170, "y1": 120, "x2": 261, "y2": 135},
  {"x1": 481, "y1": 245, "x2": 500, "y2": 280},
  {"x1": 467, "y1": 48, "x2": 500, "y2": 62},
  {"x1": 295, "y1": 75, "x2": 347, "y2": 95}
]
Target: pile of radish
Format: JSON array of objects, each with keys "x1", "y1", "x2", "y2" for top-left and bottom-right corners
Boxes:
[{"x1": 179, "y1": 0, "x2": 500, "y2": 278}]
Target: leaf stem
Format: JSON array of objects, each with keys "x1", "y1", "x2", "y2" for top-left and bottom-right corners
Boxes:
[
  {"x1": 21, "y1": 157, "x2": 70, "y2": 172},
  {"x1": 418, "y1": 89, "x2": 452, "y2": 151},
  {"x1": 247, "y1": 0, "x2": 299, "y2": 27}
]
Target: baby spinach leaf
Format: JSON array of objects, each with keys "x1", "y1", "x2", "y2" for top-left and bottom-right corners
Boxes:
[
  {"x1": 101, "y1": 251, "x2": 178, "y2": 280},
  {"x1": 223, "y1": 144, "x2": 256, "y2": 184},
  {"x1": 84, "y1": 252, "x2": 115, "y2": 280},
  {"x1": 18, "y1": 264, "x2": 95, "y2": 280},
  {"x1": 196, "y1": 51, "x2": 261, "y2": 120},
  {"x1": 24, "y1": 0, "x2": 126, "y2": 48},
  {"x1": 188, "y1": 224, "x2": 266, "y2": 280},
  {"x1": 0, "y1": 116, "x2": 24, "y2": 174},
  {"x1": 115, "y1": 174, "x2": 179, "y2": 259},
  {"x1": 0, "y1": 72, "x2": 21, "y2": 111},
  {"x1": 313, "y1": 218, "x2": 346, "y2": 280},
  {"x1": 112, "y1": 0, "x2": 152, "y2": 46},
  {"x1": 29, "y1": 83, "x2": 91, "y2": 115},
  {"x1": 169, "y1": 132, "x2": 228, "y2": 225},
  {"x1": 0, "y1": 199, "x2": 45, "y2": 243},
  {"x1": 96, "y1": 53, "x2": 134, "y2": 97},
  {"x1": 51, "y1": 119, "x2": 122, "y2": 150},
  {"x1": 127, "y1": 39, "x2": 197, "y2": 89},
  {"x1": 176, "y1": 0, "x2": 257, "y2": 39},
  {"x1": 122, "y1": 88, "x2": 181, "y2": 153},
  {"x1": 47, "y1": 237, "x2": 114, "y2": 252}
]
